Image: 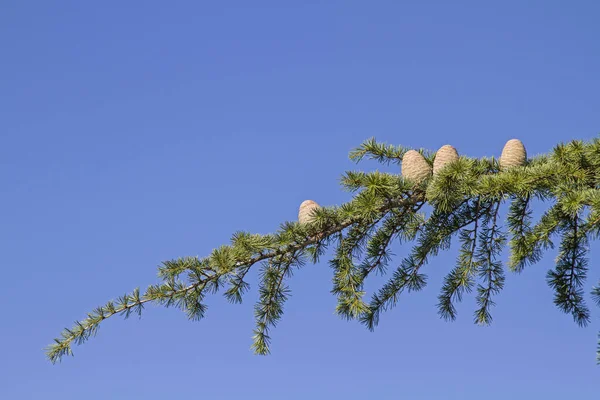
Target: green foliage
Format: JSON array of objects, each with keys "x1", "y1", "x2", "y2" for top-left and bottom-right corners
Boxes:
[
  {"x1": 473, "y1": 201, "x2": 506, "y2": 325},
  {"x1": 47, "y1": 137, "x2": 600, "y2": 364}
]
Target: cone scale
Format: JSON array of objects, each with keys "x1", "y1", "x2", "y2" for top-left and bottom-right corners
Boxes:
[
  {"x1": 433, "y1": 145, "x2": 459, "y2": 175},
  {"x1": 402, "y1": 150, "x2": 432, "y2": 183},
  {"x1": 499, "y1": 139, "x2": 527, "y2": 170},
  {"x1": 298, "y1": 200, "x2": 320, "y2": 225}
]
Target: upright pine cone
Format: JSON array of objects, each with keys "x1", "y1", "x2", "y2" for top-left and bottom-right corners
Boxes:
[
  {"x1": 402, "y1": 150, "x2": 432, "y2": 183},
  {"x1": 298, "y1": 200, "x2": 320, "y2": 225},
  {"x1": 499, "y1": 139, "x2": 527, "y2": 170},
  {"x1": 433, "y1": 145, "x2": 459, "y2": 175}
]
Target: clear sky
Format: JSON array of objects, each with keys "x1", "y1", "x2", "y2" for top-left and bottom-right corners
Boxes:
[{"x1": 1, "y1": 1, "x2": 599, "y2": 398}]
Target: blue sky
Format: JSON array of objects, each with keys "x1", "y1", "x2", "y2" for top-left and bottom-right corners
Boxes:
[{"x1": 1, "y1": 1, "x2": 599, "y2": 398}]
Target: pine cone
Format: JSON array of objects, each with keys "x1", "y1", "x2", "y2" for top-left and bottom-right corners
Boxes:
[
  {"x1": 433, "y1": 145, "x2": 459, "y2": 175},
  {"x1": 402, "y1": 150, "x2": 432, "y2": 183},
  {"x1": 499, "y1": 139, "x2": 527, "y2": 170},
  {"x1": 298, "y1": 200, "x2": 320, "y2": 225}
]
